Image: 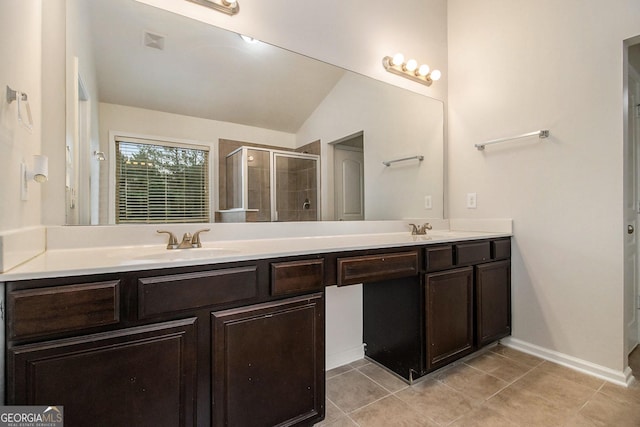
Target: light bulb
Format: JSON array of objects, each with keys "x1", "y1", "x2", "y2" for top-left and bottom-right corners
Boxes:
[
  {"x1": 405, "y1": 59, "x2": 418, "y2": 72},
  {"x1": 391, "y1": 53, "x2": 404, "y2": 66},
  {"x1": 417, "y1": 64, "x2": 430, "y2": 76},
  {"x1": 32, "y1": 155, "x2": 48, "y2": 182},
  {"x1": 430, "y1": 69, "x2": 442, "y2": 81}
]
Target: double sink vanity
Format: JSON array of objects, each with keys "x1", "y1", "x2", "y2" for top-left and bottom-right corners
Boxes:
[{"x1": 0, "y1": 225, "x2": 511, "y2": 426}]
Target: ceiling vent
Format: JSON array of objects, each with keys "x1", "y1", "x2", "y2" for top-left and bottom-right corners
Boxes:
[{"x1": 143, "y1": 31, "x2": 165, "y2": 51}]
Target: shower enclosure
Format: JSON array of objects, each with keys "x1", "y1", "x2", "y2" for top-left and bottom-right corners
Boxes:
[{"x1": 223, "y1": 147, "x2": 320, "y2": 222}]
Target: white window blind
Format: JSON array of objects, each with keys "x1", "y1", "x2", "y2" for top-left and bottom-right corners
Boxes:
[{"x1": 115, "y1": 137, "x2": 210, "y2": 223}]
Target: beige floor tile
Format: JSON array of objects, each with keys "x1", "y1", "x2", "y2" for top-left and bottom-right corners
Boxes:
[
  {"x1": 562, "y1": 413, "x2": 599, "y2": 427},
  {"x1": 326, "y1": 370, "x2": 389, "y2": 413},
  {"x1": 350, "y1": 395, "x2": 438, "y2": 427},
  {"x1": 349, "y1": 358, "x2": 371, "y2": 369},
  {"x1": 448, "y1": 405, "x2": 518, "y2": 427},
  {"x1": 512, "y1": 368, "x2": 595, "y2": 410},
  {"x1": 579, "y1": 391, "x2": 640, "y2": 427},
  {"x1": 326, "y1": 364, "x2": 353, "y2": 379},
  {"x1": 464, "y1": 352, "x2": 532, "y2": 383},
  {"x1": 314, "y1": 400, "x2": 344, "y2": 426},
  {"x1": 395, "y1": 378, "x2": 476, "y2": 425},
  {"x1": 315, "y1": 415, "x2": 359, "y2": 427},
  {"x1": 598, "y1": 380, "x2": 640, "y2": 406},
  {"x1": 484, "y1": 384, "x2": 574, "y2": 427},
  {"x1": 534, "y1": 361, "x2": 605, "y2": 390},
  {"x1": 358, "y1": 363, "x2": 409, "y2": 393},
  {"x1": 489, "y1": 344, "x2": 544, "y2": 368},
  {"x1": 436, "y1": 363, "x2": 509, "y2": 400}
]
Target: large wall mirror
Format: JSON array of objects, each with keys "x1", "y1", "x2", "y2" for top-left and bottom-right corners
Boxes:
[{"x1": 65, "y1": 0, "x2": 444, "y2": 225}]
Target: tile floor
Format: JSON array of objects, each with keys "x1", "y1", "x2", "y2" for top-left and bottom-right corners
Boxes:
[{"x1": 316, "y1": 344, "x2": 640, "y2": 426}]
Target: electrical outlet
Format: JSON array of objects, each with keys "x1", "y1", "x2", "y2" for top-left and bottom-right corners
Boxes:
[
  {"x1": 466, "y1": 193, "x2": 477, "y2": 209},
  {"x1": 424, "y1": 195, "x2": 432, "y2": 209}
]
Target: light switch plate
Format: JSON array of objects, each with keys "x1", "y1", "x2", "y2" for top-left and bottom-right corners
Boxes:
[
  {"x1": 424, "y1": 195, "x2": 432, "y2": 209},
  {"x1": 466, "y1": 192, "x2": 477, "y2": 209}
]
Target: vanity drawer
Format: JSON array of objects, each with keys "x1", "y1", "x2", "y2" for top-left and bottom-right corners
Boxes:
[
  {"x1": 271, "y1": 259, "x2": 325, "y2": 296},
  {"x1": 491, "y1": 239, "x2": 511, "y2": 260},
  {"x1": 455, "y1": 241, "x2": 491, "y2": 266},
  {"x1": 425, "y1": 245, "x2": 454, "y2": 272},
  {"x1": 138, "y1": 266, "x2": 258, "y2": 318},
  {"x1": 337, "y1": 251, "x2": 419, "y2": 286},
  {"x1": 8, "y1": 281, "x2": 120, "y2": 341}
]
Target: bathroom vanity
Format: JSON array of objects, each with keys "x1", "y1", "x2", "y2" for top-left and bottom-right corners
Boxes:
[{"x1": 2, "y1": 231, "x2": 510, "y2": 427}]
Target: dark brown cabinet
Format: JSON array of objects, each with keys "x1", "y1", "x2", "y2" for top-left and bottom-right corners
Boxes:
[
  {"x1": 363, "y1": 238, "x2": 511, "y2": 382},
  {"x1": 425, "y1": 267, "x2": 474, "y2": 369},
  {"x1": 211, "y1": 293, "x2": 325, "y2": 427},
  {"x1": 476, "y1": 260, "x2": 511, "y2": 347},
  {"x1": 6, "y1": 257, "x2": 325, "y2": 427},
  {"x1": 337, "y1": 251, "x2": 419, "y2": 286},
  {"x1": 8, "y1": 318, "x2": 198, "y2": 427},
  {"x1": 4, "y1": 237, "x2": 509, "y2": 425},
  {"x1": 7, "y1": 280, "x2": 120, "y2": 340}
]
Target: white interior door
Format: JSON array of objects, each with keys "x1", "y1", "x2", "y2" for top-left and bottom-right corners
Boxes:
[
  {"x1": 334, "y1": 146, "x2": 364, "y2": 221},
  {"x1": 625, "y1": 62, "x2": 640, "y2": 355}
]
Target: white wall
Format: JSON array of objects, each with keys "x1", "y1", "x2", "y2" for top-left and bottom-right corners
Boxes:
[
  {"x1": 138, "y1": 0, "x2": 448, "y2": 103},
  {"x1": 41, "y1": 0, "x2": 67, "y2": 227},
  {"x1": 0, "y1": 1, "x2": 43, "y2": 232},
  {"x1": 98, "y1": 103, "x2": 296, "y2": 223},
  {"x1": 63, "y1": 0, "x2": 101, "y2": 225},
  {"x1": 297, "y1": 72, "x2": 444, "y2": 221},
  {"x1": 448, "y1": 0, "x2": 640, "y2": 372}
]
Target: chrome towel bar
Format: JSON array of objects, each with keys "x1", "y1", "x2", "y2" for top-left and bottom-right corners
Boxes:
[
  {"x1": 382, "y1": 155, "x2": 424, "y2": 167},
  {"x1": 475, "y1": 129, "x2": 549, "y2": 151}
]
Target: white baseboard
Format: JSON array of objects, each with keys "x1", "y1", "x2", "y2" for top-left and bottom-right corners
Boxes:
[
  {"x1": 326, "y1": 345, "x2": 365, "y2": 371},
  {"x1": 502, "y1": 337, "x2": 633, "y2": 387}
]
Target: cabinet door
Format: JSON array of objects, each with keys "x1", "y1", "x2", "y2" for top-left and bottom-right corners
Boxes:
[
  {"x1": 425, "y1": 267, "x2": 474, "y2": 370},
  {"x1": 212, "y1": 293, "x2": 324, "y2": 427},
  {"x1": 476, "y1": 260, "x2": 511, "y2": 347},
  {"x1": 8, "y1": 318, "x2": 197, "y2": 427}
]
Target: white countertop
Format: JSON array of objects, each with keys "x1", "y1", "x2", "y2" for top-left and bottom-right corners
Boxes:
[{"x1": 0, "y1": 230, "x2": 510, "y2": 281}]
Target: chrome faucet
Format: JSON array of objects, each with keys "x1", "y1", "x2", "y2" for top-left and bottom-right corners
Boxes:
[
  {"x1": 409, "y1": 223, "x2": 432, "y2": 235},
  {"x1": 157, "y1": 229, "x2": 210, "y2": 249}
]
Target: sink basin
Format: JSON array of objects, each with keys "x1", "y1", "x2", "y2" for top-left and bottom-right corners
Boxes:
[
  {"x1": 123, "y1": 247, "x2": 240, "y2": 263},
  {"x1": 109, "y1": 246, "x2": 240, "y2": 265}
]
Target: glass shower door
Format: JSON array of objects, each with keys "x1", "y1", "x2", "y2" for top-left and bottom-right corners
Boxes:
[{"x1": 274, "y1": 153, "x2": 319, "y2": 221}]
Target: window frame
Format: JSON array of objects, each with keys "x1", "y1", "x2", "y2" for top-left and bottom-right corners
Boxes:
[{"x1": 108, "y1": 131, "x2": 215, "y2": 224}]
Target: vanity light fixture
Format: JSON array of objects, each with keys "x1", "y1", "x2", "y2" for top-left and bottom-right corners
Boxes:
[
  {"x1": 186, "y1": 0, "x2": 239, "y2": 16},
  {"x1": 94, "y1": 151, "x2": 106, "y2": 161},
  {"x1": 21, "y1": 155, "x2": 48, "y2": 201},
  {"x1": 382, "y1": 53, "x2": 441, "y2": 86}
]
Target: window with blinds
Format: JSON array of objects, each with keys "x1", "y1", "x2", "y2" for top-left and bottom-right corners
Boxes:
[{"x1": 115, "y1": 137, "x2": 210, "y2": 223}]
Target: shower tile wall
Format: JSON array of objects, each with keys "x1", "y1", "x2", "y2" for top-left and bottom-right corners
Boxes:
[{"x1": 276, "y1": 157, "x2": 318, "y2": 222}]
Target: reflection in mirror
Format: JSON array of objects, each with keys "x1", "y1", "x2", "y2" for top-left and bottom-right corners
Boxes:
[{"x1": 65, "y1": 0, "x2": 444, "y2": 225}]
